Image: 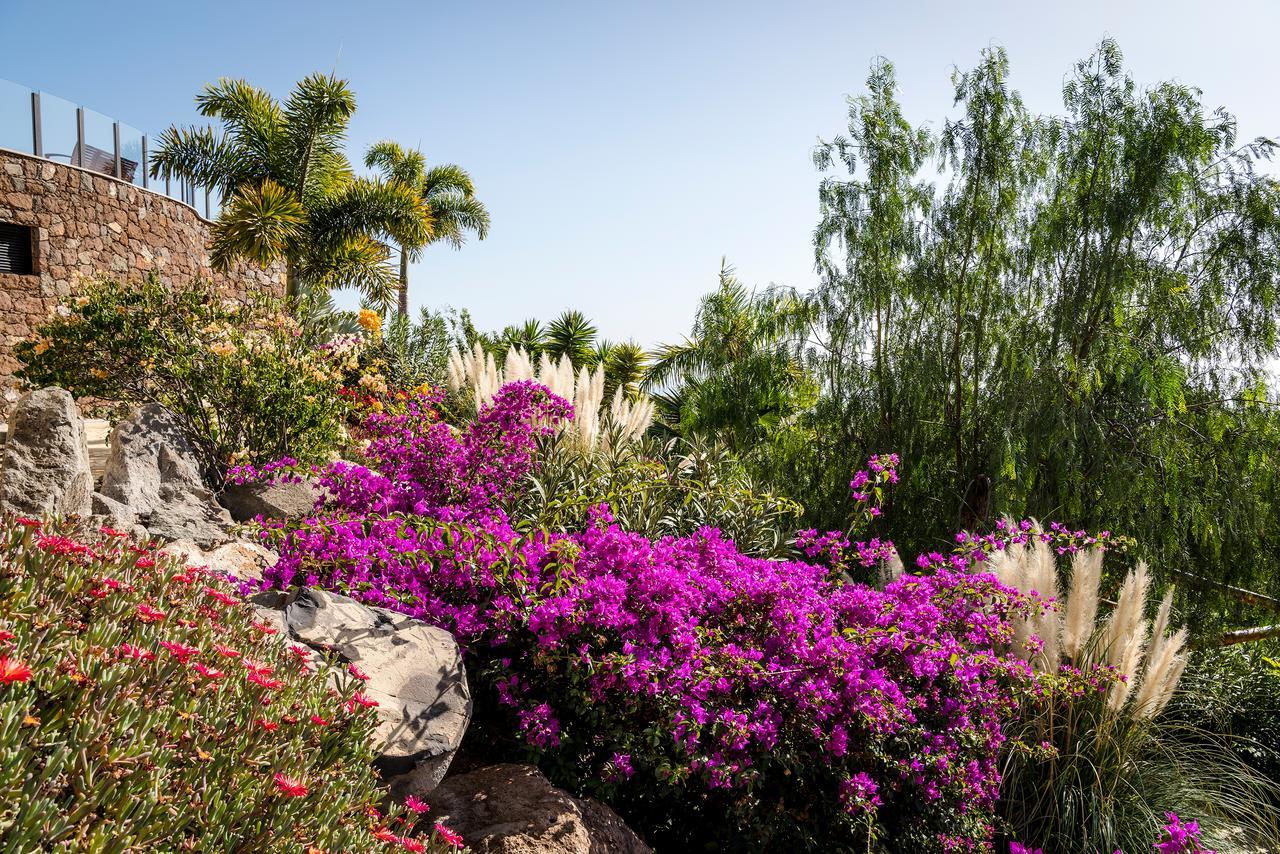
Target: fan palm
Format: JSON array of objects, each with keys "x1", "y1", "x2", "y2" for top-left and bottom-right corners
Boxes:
[
  {"x1": 150, "y1": 75, "x2": 431, "y2": 306},
  {"x1": 365, "y1": 141, "x2": 490, "y2": 318}
]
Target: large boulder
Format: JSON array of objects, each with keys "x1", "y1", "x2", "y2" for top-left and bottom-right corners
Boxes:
[
  {"x1": 100, "y1": 404, "x2": 233, "y2": 548},
  {"x1": 219, "y1": 477, "x2": 323, "y2": 522},
  {"x1": 427, "y1": 764, "x2": 650, "y2": 854},
  {"x1": 0, "y1": 388, "x2": 93, "y2": 518},
  {"x1": 269, "y1": 588, "x2": 471, "y2": 796}
]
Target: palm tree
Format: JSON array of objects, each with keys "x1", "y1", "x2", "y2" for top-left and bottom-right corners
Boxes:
[
  {"x1": 598, "y1": 340, "x2": 648, "y2": 401},
  {"x1": 545, "y1": 310, "x2": 598, "y2": 367},
  {"x1": 365, "y1": 141, "x2": 490, "y2": 318},
  {"x1": 646, "y1": 262, "x2": 815, "y2": 448},
  {"x1": 150, "y1": 75, "x2": 431, "y2": 305}
]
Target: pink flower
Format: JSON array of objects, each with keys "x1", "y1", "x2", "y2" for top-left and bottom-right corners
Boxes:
[
  {"x1": 255, "y1": 718, "x2": 279, "y2": 732},
  {"x1": 348, "y1": 663, "x2": 370, "y2": 680},
  {"x1": 192, "y1": 663, "x2": 226, "y2": 680},
  {"x1": 404, "y1": 795, "x2": 430, "y2": 814},
  {"x1": 158, "y1": 640, "x2": 200, "y2": 662},
  {"x1": 214, "y1": 643, "x2": 241, "y2": 658},
  {"x1": 289, "y1": 644, "x2": 312, "y2": 660},
  {"x1": 117, "y1": 643, "x2": 156, "y2": 661},
  {"x1": 434, "y1": 824, "x2": 464, "y2": 848},
  {"x1": 272, "y1": 772, "x2": 308, "y2": 797},
  {"x1": 135, "y1": 603, "x2": 166, "y2": 623}
]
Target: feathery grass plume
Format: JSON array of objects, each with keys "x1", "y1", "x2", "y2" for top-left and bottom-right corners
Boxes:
[
  {"x1": 1133, "y1": 590, "x2": 1188, "y2": 719},
  {"x1": 986, "y1": 540, "x2": 1036, "y2": 661},
  {"x1": 1061, "y1": 547, "x2": 1103, "y2": 661},
  {"x1": 1026, "y1": 535, "x2": 1061, "y2": 666},
  {"x1": 1105, "y1": 561, "x2": 1151, "y2": 711}
]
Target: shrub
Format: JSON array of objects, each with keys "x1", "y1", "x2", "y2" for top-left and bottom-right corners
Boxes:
[
  {"x1": 15, "y1": 277, "x2": 366, "y2": 485},
  {"x1": 246, "y1": 383, "x2": 1046, "y2": 852},
  {"x1": 0, "y1": 515, "x2": 460, "y2": 852}
]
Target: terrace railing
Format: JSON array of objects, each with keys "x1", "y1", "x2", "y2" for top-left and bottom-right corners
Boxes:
[{"x1": 0, "y1": 78, "x2": 220, "y2": 219}]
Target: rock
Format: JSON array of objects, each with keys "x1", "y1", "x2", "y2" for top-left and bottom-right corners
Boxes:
[
  {"x1": 281, "y1": 588, "x2": 471, "y2": 796},
  {"x1": 0, "y1": 388, "x2": 93, "y2": 518},
  {"x1": 427, "y1": 764, "x2": 650, "y2": 854},
  {"x1": 100, "y1": 404, "x2": 233, "y2": 547},
  {"x1": 219, "y1": 478, "x2": 323, "y2": 522},
  {"x1": 91, "y1": 491, "x2": 137, "y2": 528},
  {"x1": 158, "y1": 538, "x2": 278, "y2": 584}
]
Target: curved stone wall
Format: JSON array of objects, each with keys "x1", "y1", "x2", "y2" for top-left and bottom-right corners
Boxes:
[{"x1": 0, "y1": 149, "x2": 285, "y2": 383}]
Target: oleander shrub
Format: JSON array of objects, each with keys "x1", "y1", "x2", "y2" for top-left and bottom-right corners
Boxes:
[
  {"x1": 243, "y1": 382, "x2": 1050, "y2": 852},
  {"x1": 15, "y1": 276, "x2": 368, "y2": 485},
  {"x1": 0, "y1": 515, "x2": 461, "y2": 853}
]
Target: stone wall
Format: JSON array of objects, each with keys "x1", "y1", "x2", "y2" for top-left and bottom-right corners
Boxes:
[{"x1": 0, "y1": 149, "x2": 285, "y2": 384}]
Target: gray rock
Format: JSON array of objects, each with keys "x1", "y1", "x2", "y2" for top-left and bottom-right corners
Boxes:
[
  {"x1": 219, "y1": 478, "x2": 323, "y2": 522},
  {"x1": 158, "y1": 538, "x2": 278, "y2": 584},
  {"x1": 91, "y1": 491, "x2": 137, "y2": 528},
  {"x1": 0, "y1": 388, "x2": 93, "y2": 518},
  {"x1": 100, "y1": 404, "x2": 233, "y2": 548},
  {"x1": 426, "y1": 764, "x2": 651, "y2": 854},
  {"x1": 281, "y1": 588, "x2": 471, "y2": 796}
]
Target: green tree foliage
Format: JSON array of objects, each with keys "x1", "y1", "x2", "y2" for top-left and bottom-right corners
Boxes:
[
  {"x1": 684, "y1": 41, "x2": 1280, "y2": 620},
  {"x1": 647, "y1": 262, "x2": 816, "y2": 452},
  {"x1": 151, "y1": 75, "x2": 430, "y2": 305},
  {"x1": 365, "y1": 141, "x2": 491, "y2": 318}
]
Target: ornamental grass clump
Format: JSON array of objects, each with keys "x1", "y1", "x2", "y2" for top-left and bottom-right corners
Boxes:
[
  {"x1": 247, "y1": 381, "x2": 1048, "y2": 852},
  {"x1": 988, "y1": 533, "x2": 1280, "y2": 853},
  {"x1": 0, "y1": 516, "x2": 461, "y2": 853}
]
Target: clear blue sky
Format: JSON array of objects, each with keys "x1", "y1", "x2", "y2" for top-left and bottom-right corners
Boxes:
[{"x1": 3, "y1": 0, "x2": 1278, "y2": 348}]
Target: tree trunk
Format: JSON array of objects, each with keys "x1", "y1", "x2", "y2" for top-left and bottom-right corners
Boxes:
[
  {"x1": 286, "y1": 264, "x2": 302, "y2": 300},
  {"x1": 398, "y1": 245, "x2": 410, "y2": 319}
]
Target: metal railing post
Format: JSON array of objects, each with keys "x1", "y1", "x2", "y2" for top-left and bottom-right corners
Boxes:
[
  {"x1": 204, "y1": 187, "x2": 210, "y2": 218},
  {"x1": 75, "y1": 107, "x2": 84, "y2": 167},
  {"x1": 141, "y1": 135, "x2": 148, "y2": 188},
  {"x1": 113, "y1": 122, "x2": 122, "y2": 179},
  {"x1": 30, "y1": 92, "x2": 42, "y2": 157}
]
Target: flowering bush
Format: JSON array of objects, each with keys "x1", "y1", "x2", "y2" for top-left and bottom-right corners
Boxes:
[
  {"x1": 0, "y1": 515, "x2": 461, "y2": 852},
  {"x1": 246, "y1": 382, "x2": 1052, "y2": 851},
  {"x1": 15, "y1": 276, "x2": 365, "y2": 484}
]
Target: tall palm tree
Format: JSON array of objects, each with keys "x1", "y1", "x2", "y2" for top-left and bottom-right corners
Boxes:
[
  {"x1": 365, "y1": 141, "x2": 491, "y2": 318},
  {"x1": 151, "y1": 75, "x2": 431, "y2": 305}
]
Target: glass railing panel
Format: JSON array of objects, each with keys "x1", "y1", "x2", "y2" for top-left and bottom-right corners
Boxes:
[
  {"x1": 81, "y1": 107, "x2": 116, "y2": 177},
  {"x1": 0, "y1": 79, "x2": 34, "y2": 155},
  {"x1": 118, "y1": 123, "x2": 145, "y2": 187},
  {"x1": 37, "y1": 91, "x2": 78, "y2": 168}
]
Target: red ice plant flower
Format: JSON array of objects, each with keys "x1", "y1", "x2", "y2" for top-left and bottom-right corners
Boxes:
[
  {"x1": 434, "y1": 824, "x2": 464, "y2": 848},
  {"x1": 158, "y1": 640, "x2": 200, "y2": 662},
  {"x1": 0, "y1": 655, "x2": 33, "y2": 684},
  {"x1": 135, "y1": 603, "x2": 166, "y2": 623},
  {"x1": 272, "y1": 773, "x2": 308, "y2": 797}
]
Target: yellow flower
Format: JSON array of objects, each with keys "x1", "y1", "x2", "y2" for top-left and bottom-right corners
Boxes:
[
  {"x1": 209, "y1": 341, "x2": 236, "y2": 357},
  {"x1": 33, "y1": 338, "x2": 50, "y2": 355},
  {"x1": 357, "y1": 309, "x2": 382, "y2": 336}
]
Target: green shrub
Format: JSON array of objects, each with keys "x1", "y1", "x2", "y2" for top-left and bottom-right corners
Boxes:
[
  {"x1": 0, "y1": 516, "x2": 460, "y2": 852},
  {"x1": 15, "y1": 277, "x2": 364, "y2": 485},
  {"x1": 512, "y1": 432, "x2": 803, "y2": 557}
]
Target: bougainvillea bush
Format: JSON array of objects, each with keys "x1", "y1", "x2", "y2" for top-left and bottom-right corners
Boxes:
[
  {"x1": 15, "y1": 277, "x2": 370, "y2": 484},
  {"x1": 246, "y1": 383, "x2": 1050, "y2": 851},
  {"x1": 0, "y1": 516, "x2": 460, "y2": 853}
]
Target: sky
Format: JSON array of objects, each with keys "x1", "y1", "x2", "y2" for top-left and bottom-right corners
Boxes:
[{"x1": 3, "y1": 0, "x2": 1279, "y2": 348}]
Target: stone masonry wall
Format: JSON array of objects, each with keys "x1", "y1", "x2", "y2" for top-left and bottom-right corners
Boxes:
[{"x1": 0, "y1": 149, "x2": 286, "y2": 384}]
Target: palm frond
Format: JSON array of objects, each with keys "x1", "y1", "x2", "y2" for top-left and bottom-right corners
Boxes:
[{"x1": 208, "y1": 179, "x2": 305, "y2": 269}]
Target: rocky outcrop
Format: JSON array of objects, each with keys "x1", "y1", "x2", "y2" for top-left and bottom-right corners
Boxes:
[
  {"x1": 0, "y1": 387, "x2": 93, "y2": 518},
  {"x1": 427, "y1": 764, "x2": 650, "y2": 854},
  {"x1": 254, "y1": 588, "x2": 471, "y2": 796},
  {"x1": 100, "y1": 404, "x2": 233, "y2": 547},
  {"x1": 219, "y1": 477, "x2": 322, "y2": 522}
]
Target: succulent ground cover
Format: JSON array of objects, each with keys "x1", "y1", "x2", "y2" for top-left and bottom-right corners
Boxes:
[{"x1": 0, "y1": 516, "x2": 460, "y2": 853}]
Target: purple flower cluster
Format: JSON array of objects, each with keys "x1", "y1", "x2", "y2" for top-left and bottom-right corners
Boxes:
[
  {"x1": 254, "y1": 384, "x2": 1047, "y2": 848},
  {"x1": 1155, "y1": 813, "x2": 1216, "y2": 854}
]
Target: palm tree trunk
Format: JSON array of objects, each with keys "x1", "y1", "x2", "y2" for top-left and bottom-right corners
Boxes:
[{"x1": 398, "y1": 244, "x2": 410, "y2": 319}]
